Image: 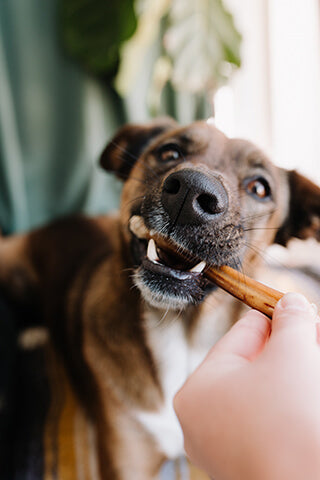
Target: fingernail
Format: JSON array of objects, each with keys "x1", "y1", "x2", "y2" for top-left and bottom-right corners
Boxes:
[{"x1": 278, "y1": 293, "x2": 314, "y2": 314}]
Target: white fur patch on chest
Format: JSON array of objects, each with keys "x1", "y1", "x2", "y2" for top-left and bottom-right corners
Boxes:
[
  {"x1": 134, "y1": 303, "x2": 234, "y2": 459},
  {"x1": 135, "y1": 310, "x2": 189, "y2": 459}
]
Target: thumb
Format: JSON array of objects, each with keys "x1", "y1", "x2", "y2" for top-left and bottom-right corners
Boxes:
[
  {"x1": 270, "y1": 292, "x2": 317, "y2": 340},
  {"x1": 207, "y1": 309, "x2": 271, "y2": 363}
]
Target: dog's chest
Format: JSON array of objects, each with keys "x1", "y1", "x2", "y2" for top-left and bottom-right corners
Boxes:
[
  {"x1": 134, "y1": 311, "x2": 189, "y2": 458},
  {"x1": 134, "y1": 307, "x2": 229, "y2": 459}
]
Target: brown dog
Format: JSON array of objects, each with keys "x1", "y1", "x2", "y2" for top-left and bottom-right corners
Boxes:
[{"x1": 1, "y1": 118, "x2": 320, "y2": 479}]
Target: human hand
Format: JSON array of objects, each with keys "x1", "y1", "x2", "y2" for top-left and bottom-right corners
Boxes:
[{"x1": 174, "y1": 293, "x2": 320, "y2": 480}]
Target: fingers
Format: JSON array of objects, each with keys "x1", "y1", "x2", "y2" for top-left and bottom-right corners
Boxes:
[
  {"x1": 271, "y1": 293, "x2": 318, "y2": 335},
  {"x1": 261, "y1": 293, "x2": 320, "y2": 357},
  {"x1": 207, "y1": 309, "x2": 271, "y2": 363},
  {"x1": 202, "y1": 294, "x2": 319, "y2": 367},
  {"x1": 174, "y1": 310, "x2": 271, "y2": 429},
  {"x1": 273, "y1": 292, "x2": 317, "y2": 324}
]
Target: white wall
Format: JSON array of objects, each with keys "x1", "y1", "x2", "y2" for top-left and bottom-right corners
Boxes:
[{"x1": 215, "y1": 0, "x2": 320, "y2": 181}]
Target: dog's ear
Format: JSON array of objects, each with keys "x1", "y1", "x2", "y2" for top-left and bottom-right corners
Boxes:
[
  {"x1": 100, "y1": 117, "x2": 177, "y2": 180},
  {"x1": 275, "y1": 170, "x2": 320, "y2": 245}
]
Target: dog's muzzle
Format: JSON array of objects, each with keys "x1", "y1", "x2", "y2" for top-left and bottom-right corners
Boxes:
[{"x1": 129, "y1": 169, "x2": 242, "y2": 310}]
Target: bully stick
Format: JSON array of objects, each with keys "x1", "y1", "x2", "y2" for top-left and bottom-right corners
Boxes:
[
  {"x1": 152, "y1": 234, "x2": 284, "y2": 319},
  {"x1": 204, "y1": 264, "x2": 284, "y2": 319},
  {"x1": 129, "y1": 215, "x2": 284, "y2": 319}
]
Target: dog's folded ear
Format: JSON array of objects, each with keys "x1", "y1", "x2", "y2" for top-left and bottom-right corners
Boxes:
[
  {"x1": 100, "y1": 117, "x2": 177, "y2": 180},
  {"x1": 275, "y1": 170, "x2": 320, "y2": 245}
]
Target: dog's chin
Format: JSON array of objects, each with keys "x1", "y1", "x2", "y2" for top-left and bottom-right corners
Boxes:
[
  {"x1": 134, "y1": 275, "x2": 194, "y2": 310},
  {"x1": 133, "y1": 258, "x2": 217, "y2": 311}
]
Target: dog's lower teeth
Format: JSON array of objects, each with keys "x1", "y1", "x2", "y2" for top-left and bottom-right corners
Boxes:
[
  {"x1": 147, "y1": 239, "x2": 160, "y2": 263},
  {"x1": 189, "y1": 261, "x2": 206, "y2": 273}
]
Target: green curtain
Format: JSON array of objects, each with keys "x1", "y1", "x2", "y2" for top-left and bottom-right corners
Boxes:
[{"x1": 0, "y1": 0, "x2": 125, "y2": 234}]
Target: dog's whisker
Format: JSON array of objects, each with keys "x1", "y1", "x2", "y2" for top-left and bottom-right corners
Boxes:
[
  {"x1": 121, "y1": 267, "x2": 136, "y2": 275},
  {"x1": 243, "y1": 226, "x2": 281, "y2": 232},
  {"x1": 123, "y1": 175, "x2": 152, "y2": 186},
  {"x1": 160, "y1": 307, "x2": 170, "y2": 323},
  {"x1": 243, "y1": 241, "x2": 270, "y2": 264},
  {"x1": 174, "y1": 308, "x2": 183, "y2": 324},
  {"x1": 129, "y1": 280, "x2": 140, "y2": 292},
  {"x1": 154, "y1": 307, "x2": 171, "y2": 328},
  {"x1": 241, "y1": 208, "x2": 278, "y2": 224},
  {"x1": 243, "y1": 241, "x2": 290, "y2": 271},
  {"x1": 232, "y1": 256, "x2": 249, "y2": 293},
  {"x1": 122, "y1": 195, "x2": 146, "y2": 210},
  {"x1": 110, "y1": 140, "x2": 140, "y2": 161}
]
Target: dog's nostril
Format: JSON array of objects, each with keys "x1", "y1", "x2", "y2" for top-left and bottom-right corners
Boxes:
[
  {"x1": 197, "y1": 193, "x2": 219, "y2": 215},
  {"x1": 163, "y1": 177, "x2": 180, "y2": 195}
]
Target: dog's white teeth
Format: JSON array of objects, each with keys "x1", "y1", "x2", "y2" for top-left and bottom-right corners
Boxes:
[
  {"x1": 147, "y1": 239, "x2": 160, "y2": 263},
  {"x1": 189, "y1": 261, "x2": 206, "y2": 273}
]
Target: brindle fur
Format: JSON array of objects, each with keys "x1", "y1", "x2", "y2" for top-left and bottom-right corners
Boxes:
[{"x1": 1, "y1": 119, "x2": 320, "y2": 479}]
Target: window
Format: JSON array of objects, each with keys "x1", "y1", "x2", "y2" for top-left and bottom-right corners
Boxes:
[{"x1": 215, "y1": 0, "x2": 320, "y2": 181}]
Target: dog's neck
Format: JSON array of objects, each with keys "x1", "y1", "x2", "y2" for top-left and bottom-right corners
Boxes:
[{"x1": 142, "y1": 291, "x2": 240, "y2": 370}]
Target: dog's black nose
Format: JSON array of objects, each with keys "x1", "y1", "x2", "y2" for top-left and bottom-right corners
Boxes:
[{"x1": 161, "y1": 169, "x2": 228, "y2": 225}]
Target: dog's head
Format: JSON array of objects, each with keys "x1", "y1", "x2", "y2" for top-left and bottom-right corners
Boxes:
[{"x1": 100, "y1": 118, "x2": 320, "y2": 310}]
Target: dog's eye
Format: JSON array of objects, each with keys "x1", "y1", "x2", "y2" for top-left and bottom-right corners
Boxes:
[
  {"x1": 157, "y1": 144, "x2": 182, "y2": 162},
  {"x1": 244, "y1": 176, "x2": 272, "y2": 201}
]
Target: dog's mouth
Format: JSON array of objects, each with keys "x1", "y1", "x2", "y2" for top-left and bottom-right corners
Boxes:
[
  {"x1": 130, "y1": 215, "x2": 206, "y2": 274},
  {"x1": 143, "y1": 237, "x2": 207, "y2": 278},
  {"x1": 129, "y1": 216, "x2": 216, "y2": 309}
]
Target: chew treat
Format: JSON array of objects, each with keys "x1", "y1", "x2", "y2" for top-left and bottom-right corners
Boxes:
[
  {"x1": 129, "y1": 215, "x2": 284, "y2": 318},
  {"x1": 153, "y1": 234, "x2": 284, "y2": 319},
  {"x1": 204, "y1": 265, "x2": 284, "y2": 319}
]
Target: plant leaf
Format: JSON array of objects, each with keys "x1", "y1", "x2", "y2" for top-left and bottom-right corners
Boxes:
[
  {"x1": 164, "y1": 0, "x2": 241, "y2": 92},
  {"x1": 115, "y1": 0, "x2": 171, "y2": 94},
  {"x1": 59, "y1": 0, "x2": 137, "y2": 75}
]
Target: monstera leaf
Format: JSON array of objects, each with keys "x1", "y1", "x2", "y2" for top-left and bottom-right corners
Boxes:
[
  {"x1": 116, "y1": 0, "x2": 241, "y2": 102},
  {"x1": 60, "y1": 0, "x2": 137, "y2": 76},
  {"x1": 164, "y1": 0, "x2": 241, "y2": 92}
]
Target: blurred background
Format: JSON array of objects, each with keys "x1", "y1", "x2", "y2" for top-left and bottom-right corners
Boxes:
[{"x1": 0, "y1": 0, "x2": 320, "y2": 234}]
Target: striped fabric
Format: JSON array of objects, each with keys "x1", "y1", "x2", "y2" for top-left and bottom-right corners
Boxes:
[{"x1": 12, "y1": 329, "x2": 209, "y2": 480}]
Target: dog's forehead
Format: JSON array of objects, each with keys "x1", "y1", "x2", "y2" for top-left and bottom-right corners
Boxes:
[
  {"x1": 165, "y1": 121, "x2": 227, "y2": 152},
  {"x1": 156, "y1": 121, "x2": 274, "y2": 171}
]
